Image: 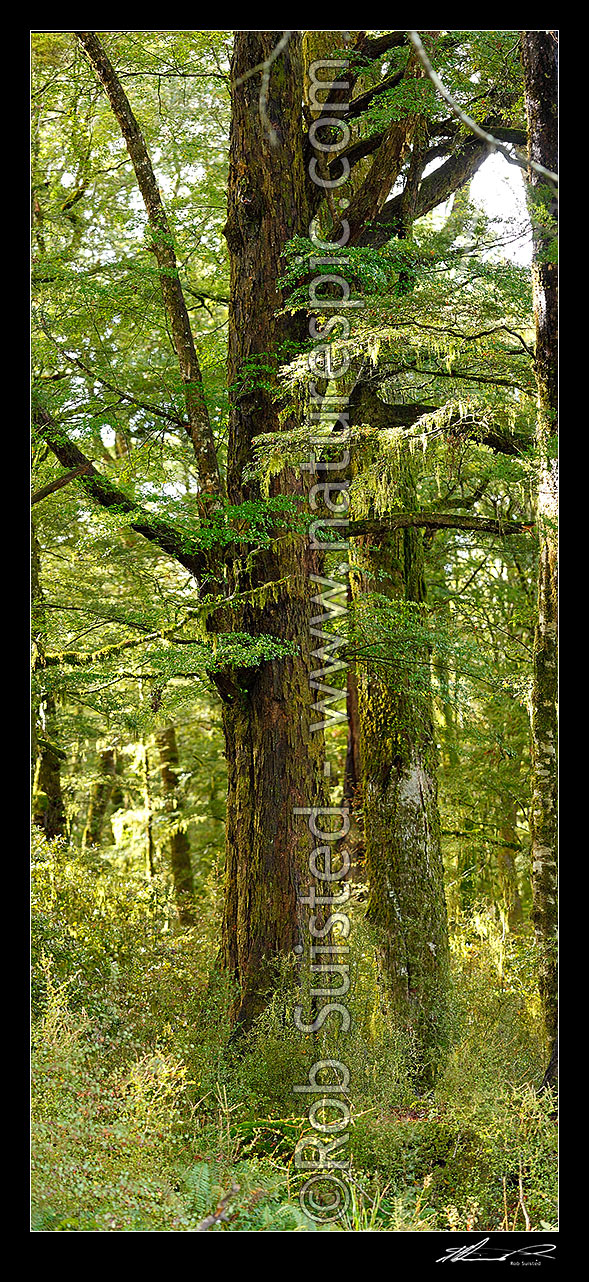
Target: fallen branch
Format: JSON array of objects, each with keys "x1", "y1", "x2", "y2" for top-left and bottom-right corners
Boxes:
[{"x1": 191, "y1": 1181, "x2": 240, "y2": 1232}]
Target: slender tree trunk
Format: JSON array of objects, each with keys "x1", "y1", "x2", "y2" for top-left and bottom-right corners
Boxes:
[
  {"x1": 343, "y1": 660, "x2": 364, "y2": 873},
  {"x1": 497, "y1": 799, "x2": 524, "y2": 932},
  {"x1": 110, "y1": 751, "x2": 125, "y2": 813},
  {"x1": 155, "y1": 723, "x2": 195, "y2": 926},
  {"x1": 521, "y1": 31, "x2": 558, "y2": 1064},
  {"x1": 32, "y1": 521, "x2": 66, "y2": 839},
  {"x1": 142, "y1": 740, "x2": 156, "y2": 880},
  {"x1": 82, "y1": 746, "x2": 117, "y2": 851},
  {"x1": 349, "y1": 388, "x2": 450, "y2": 1087}
]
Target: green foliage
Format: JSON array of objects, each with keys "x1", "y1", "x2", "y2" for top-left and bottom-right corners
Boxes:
[
  {"x1": 31, "y1": 832, "x2": 556, "y2": 1232},
  {"x1": 31, "y1": 28, "x2": 555, "y2": 1234}
]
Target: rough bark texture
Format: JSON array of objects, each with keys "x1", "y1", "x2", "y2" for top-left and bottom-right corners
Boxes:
[
  {"x1": 82, "y1": 746, "x2": 117, "y2": 851},
  {"x1": 75, "y1": 31, "x2": 221, "y2": 508},
  {"x1": 521, "y1": 31, "x2": 558, "y2": 1063},
  {"x1": 343, "y1": 654, "x2": 364, "y2": 871},
  {"x1": 350, "y1": 386, "x2": 450, "y2": 1087},
  {"x1": 155, "y1": 723, "x2": 195, "y2": 927},
  {"x1": 220, "y1": 32, "x2": 325, "y2": 1030}
]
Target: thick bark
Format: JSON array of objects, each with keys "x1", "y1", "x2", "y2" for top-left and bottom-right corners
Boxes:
[
  {"x1": 155, "y1": 723, "x2": 195, "y2": 927},
  {"x1": 521, "y1": 31, "x2": 558, "y2": 1064},
  {"x1": 350, "y1": 387, "x2": 450, "y2": 1087},
  {"x1": 82, "y1": 746, "x2": 117, "y2": 851},
  {"x1": 220, "y1": 32, "x2": 325, "y2": 1030},
  {"x1": 32, "y1": 522, "x2": 66, "y2": 839}
]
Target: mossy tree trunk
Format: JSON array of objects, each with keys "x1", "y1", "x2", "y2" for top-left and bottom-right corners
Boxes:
[
  {"x1": 142, "y1": 740, "x2": 156, "y2": 880},
  {"x1": 343, "y1": 657, "x2": 364, "y2": 873},
  {"x1": 155, "y1": 723, "x2": 195, "y2": 927},
  {"x1": 219, "y1": 32, "x2": 326, "y2": 1031},
  {"x1": 521, "y1": 31, "x2": 558, "y2": 1071},
  {"x1": 350, "y1": 387, "x2": 450, "y2": 1087}
]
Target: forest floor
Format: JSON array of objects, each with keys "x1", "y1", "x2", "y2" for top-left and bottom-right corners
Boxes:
[{"x1": 31, "y1": 831, "x2": 557, "y2": 1232}]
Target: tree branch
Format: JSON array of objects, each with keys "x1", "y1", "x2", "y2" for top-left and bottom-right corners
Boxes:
[
  {"x1": 355, "y1": 32, "x2": 407, "y2": 61},
  {"x1": 32, "y1": 464, "x2": 93, "y2": 506},
  {"x1": 357, "y1": 136, "x2": 490, "y2": 246},
  {"x1": 75, "y1": 31, "x2": 222, "y2": 506},
  {"x1": 32, "y1": 405, "x2": 206, "y2": 580},
  {"x1": 191, "y1": 1181, "x2": 240, "y2": 1232},
  {"x1": 408, "y1": 31, "x2": 557, "y2": 187},
  {"x1": 348, "y1": 512, "x2": 532, "y2": 538},
  {"x1": 43, "y1": 622, "x2": 188, "y2": 668},
  {"x1": 346, "y1": 51, "x2": 422, "y2": 245},
  {"x1": 348, "y1": 67, "x2": 405, "y2": 118}
]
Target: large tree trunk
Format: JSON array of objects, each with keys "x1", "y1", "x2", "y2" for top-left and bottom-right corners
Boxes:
[
  {"x1": 219, "y1": 32, "x2": 325, "y2": 1030},
  {"x1": 521, "y1": 31, "x2": 558, "y2": 1067},
  {"x1": 349, "y1": 387, "x2": 450, "y2": 1087},
  {"x1": 155, "y1": 723, "x2": 195, "y2": 927},
  {"x1": 343, "y1": 658, "x2": 364, "y2": 873},
  {"x1": 32, "y1": 522, "x2": 66, "y2": 840}
]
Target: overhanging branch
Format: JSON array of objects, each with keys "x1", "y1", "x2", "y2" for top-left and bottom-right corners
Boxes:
[
  {"x1": 32, "y1": 405, "x2": 206, "y2": 579},
  {"x1": 32, "y1": 464, "x2": 93, "y2": 506},
  {"x1": 348, "y1": 512, "x2": 533, "y2": 538},
  {"x1": 408, "y1": 30, "x2": 557, "y2": 187}
]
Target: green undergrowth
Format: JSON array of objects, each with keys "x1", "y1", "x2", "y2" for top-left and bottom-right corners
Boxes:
[{"x1": 31, "y1": 833, "x2": 557, "y2": 1231}]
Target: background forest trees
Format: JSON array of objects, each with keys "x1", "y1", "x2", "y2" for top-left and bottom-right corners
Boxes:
[{"x1": 31, "y1": 28, "x2": 558, "y2": 1233}]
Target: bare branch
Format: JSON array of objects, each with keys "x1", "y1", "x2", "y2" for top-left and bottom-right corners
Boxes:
[{"x1": 190, "y1": 1181, "x2": 240, "y2": 1233}]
